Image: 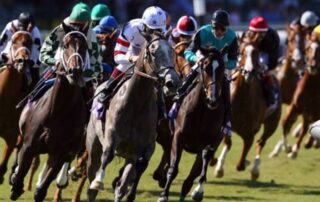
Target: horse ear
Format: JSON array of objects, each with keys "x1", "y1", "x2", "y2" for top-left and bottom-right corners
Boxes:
[
  {"x1": 140, "y1": 30, "x2": 152, "y2": 42},
  {"x1": 62, "y1": 21, "x2": 72, "y2": 33}
]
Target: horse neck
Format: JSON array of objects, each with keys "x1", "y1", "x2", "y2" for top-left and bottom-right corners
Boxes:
[
  {"x1": 48, "y1": 75, "x2": 83, "y2": 114},
  {"x1": 0, "y1": 67, "x2": 24, "y2": 99}
]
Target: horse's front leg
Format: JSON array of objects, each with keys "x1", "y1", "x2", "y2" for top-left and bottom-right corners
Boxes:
[
  {"x1": 289, "y1": 116, "x2": 310, "y2": 159},
  {"x1": 158, "y1": 133, "x2": 183, "y2": 202},
  {"x1": 214, "y1": 136, "x2": 231, "y2": 178}
]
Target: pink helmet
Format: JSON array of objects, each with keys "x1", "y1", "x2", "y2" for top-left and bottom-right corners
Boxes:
[
  {"x1": 176, "y1": 16, "x2": 198, "y2": 36},
  {"x1": 249, "y1": 16, "x2": 268, "y2": 32}
]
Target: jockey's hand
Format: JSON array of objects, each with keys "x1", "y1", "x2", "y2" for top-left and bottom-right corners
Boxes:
[
  {"x1": 196, "y1": 55, "x2": 205, "y2": 66},
  {"x1": 129, "y1": 55, "x2": 139, "y2": 63}
]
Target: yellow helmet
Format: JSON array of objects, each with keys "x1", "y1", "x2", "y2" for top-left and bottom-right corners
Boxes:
[{"x1": 313, "y1": 24, "x2": 320, "y2": 38}]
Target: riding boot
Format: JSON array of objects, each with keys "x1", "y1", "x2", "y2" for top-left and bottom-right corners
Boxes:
[
  {"x1": 221, "y1": 77, "x2": 232, "y2": 137},
  {"x1": 168, "y1": 68, "x2": 199, "y2": 119},
  {"x1": 97, "y1": 77, "x2": 120, "y2": 104}
]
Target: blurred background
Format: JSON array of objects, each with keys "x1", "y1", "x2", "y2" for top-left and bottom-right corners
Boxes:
[{"x1": 0, "y1": 0, "x2": 319, "y2": 30}]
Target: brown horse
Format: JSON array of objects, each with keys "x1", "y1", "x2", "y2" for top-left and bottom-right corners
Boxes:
[
  {"x1": 0, "y1": 31, "x2": 33, "y2": 185},
  {"x1": 10, "y1": 31, "x2": 88, "y2": 202},
  {"x1": 86, "y1": 33, "x2": 176, "y2": 202},
  {"x1": 158, "y1": 46, "x2": 227, "y2": 202},
  {"x1": 153, "y1": 39, "x2": 191, "y2": 188},
  {"x1": 271, "y1": 34, "x2": 320, "y2": 159},
  {"x1": 277, "y1": 23, "x2": 305, "y2": 104}
]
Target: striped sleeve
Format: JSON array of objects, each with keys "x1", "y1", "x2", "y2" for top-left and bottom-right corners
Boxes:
[
  {"x1": 114, "y1": 35, "x2": 131, "y2": 64},
  {"x1": 40, "y1": 27, "x2": 60, "y2": 66}
]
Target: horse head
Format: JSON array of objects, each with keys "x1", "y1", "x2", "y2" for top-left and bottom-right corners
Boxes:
[
  {"x1": 238, "y1": 34, "x2": 263, "y2": 82},
  {"x1": 199, "y1": 45, "x2": 227, "y2": 109},
  {"x1": 96, "y1": 29, "x2": 118, "y2": 62},
  {"x1": 138, "y1": 32, "x2": 178, "y2": 96},
  {"x1": 9, "y1": 31, "x2": 33, "y2": 73},
  {"x1": 286, "y1": 24, "x2": 305, "y2": 69},
  {"x1": 58, "y1": 31, "x2": 88, "y2": 86},
  {"x1": 305, "y1": 36, "x2": 320, "y2": 75},
  {"x1": 173, "y1": 40, "x2": 191, "y2": 78}
]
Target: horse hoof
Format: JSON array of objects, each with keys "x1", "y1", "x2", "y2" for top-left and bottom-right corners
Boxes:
[
  {"x1": 90, "y1": 180, "x2": 104, "y2": 190},
  {"x1": 153, "y1": 171, "x2": 163, "y2": 181},
  {"x1": 191, "y1": 190, "x2": 204, "y2": 202},
  {"x1": 214, "y1": 168, "x2": 224, "y2": 178},
  {"x1": 10, "y1": 187, "x2": 24, "y2": 201},
  {"x1": 157, "y1": 196, "x2": 168, "y2": 202},
  {"x1": 288, "y1": 151, "x2": 297, "y2": 159},
  {"x1": 251, "y1": 171, "x2": 259, "y2": 181},
  {"x1": 24, "y1": 185, "x2": 32, "y2": 192},
  {"x1": 209, "y1": 158, "x2": 217, "y2": 166}
]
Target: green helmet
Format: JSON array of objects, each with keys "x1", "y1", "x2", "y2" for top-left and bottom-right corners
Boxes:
[
  {"x1": 91, "y1": 4, "x2": 110, "y2": 20},
  {"x1": 72, "y1": 2, "x2": 90, "y2": 13},
  {"x1": 69, "y1": 8, "x2": 90, "y2": 22}
]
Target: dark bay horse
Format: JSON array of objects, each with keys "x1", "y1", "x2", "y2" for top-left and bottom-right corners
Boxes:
[
  {"x1": 271, "y1": 35, "x2": 320, "y2": 159},
  {"x1": 153, "y1": 39, "x2": 191, "y2": 188},
  {"x1": 10, "y1": 31, "x2": 88, "y2": 202},
  {"x1": 214, "y1": 36, "x2": 281, "y2": 180},
  {"x1": 0, "y1": 31, "x2": 33, "y2": 185},
  {"x1": 86, "y1": 33, "x2": 176, "y2": 202},
  {"x1": 158, "y1": 47, "x2": 227, "y2": 202}
]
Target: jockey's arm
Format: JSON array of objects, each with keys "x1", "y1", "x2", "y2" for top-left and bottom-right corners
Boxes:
[
  {"x1": 31, "y1": 26, "x2": 42, "y2": 67},
  {"x1": 39, "y1": 28, "x2": 60, "y2": 66},
  {"x1": 114, "y1": 35, "x2": 131, "y2": 65},
  {"x1": 0, "y1": 22, "x2": 13, "y2": 54},
  {"x1": 85, "y1": 30, "x2": 103, "y2": 77},
  {"x1": 226, "y1": 36, "x2": 239, "y2": 70},
  {"x1": 184, "y1": 31, "x2": 201, "y2": 64}
]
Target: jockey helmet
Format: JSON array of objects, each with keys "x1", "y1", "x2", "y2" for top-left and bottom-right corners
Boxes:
[
  {"x1": 72, "y1": 2, "x2": 90, "y2": 13},
  {"x1": 18, "y1": 12, "x2": 35, "y2": 30},
  {"x1": 91, "y1": 4, "x2": 110, "y2": 21},
  {"x1": 69, "y1": 8, "x2": 90, "y2": 23},
  {"x1": 96, "y1": 16, "x2": 118, "y2": 34},
  {"x1": 212, "y1": 9, "x2": 230, "y2": 26},
  {"x1": 176, "y1": 16, "x2": 197, "y2": 36},
  {"x1": 313, "y1": 24, "x2": 320, "y2": 38},
  {"x1": 249, "y1": 16, "x2": 268, "y2": 32},
  {"x1": 142, "y1": 6, "x2": 167, "y2": 32},
  {"x1": 300, "y1": 11, "x2": 318, "y2": 28}
]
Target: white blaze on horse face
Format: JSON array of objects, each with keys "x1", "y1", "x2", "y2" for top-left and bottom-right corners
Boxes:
[
  {"x1": 292, "y1": 35, "x2": 302, "y2": 62},
  {"x1": 211, "y1": 60, "x2": 219, "y2": 102},
  {"x1": 244, "y1": 45, "x2": 254, "y2": 72}
]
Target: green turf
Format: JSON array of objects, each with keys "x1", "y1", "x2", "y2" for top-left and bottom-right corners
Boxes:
[{"x1": 0, "y1": 114, "x2": 320, "y2": 202}]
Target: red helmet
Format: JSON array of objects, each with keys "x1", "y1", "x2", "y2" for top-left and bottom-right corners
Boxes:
[
  {"x1": 176, "y1": 16, "x2": 197, "y2": 36},
  {"x1": 249, "y1": 16, "x2": 268, "y2": 32}
]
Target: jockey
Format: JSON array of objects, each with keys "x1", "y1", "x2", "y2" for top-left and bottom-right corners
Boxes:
[
  {"x1": 73, "y1": 2, "x2": 91, "y2": 13},
  {"x1": 91, "y1": 4, "x2": 111, "y2": 27},
  {"x1": 246, "y1": 16, "x2": 280, "y2": 111},
  {"x1": 0, "y1": 12, "x2": 42, "y2": 82},
  {"x1": 169, "y1": 9, "x2": 238, "y2": 137},
  {"x1": 98, "y1": 6, "x2": 180, "y2": 104},
  {"x1": 300, "y1": 11, "x2": 319, "y2": 37},
  {"x1": 169, "y1": 15, "x2": 198, "y2": 46},
  {"x1": 40, "y1": 7, "x2": 102, "y2": 78},
  {"x1": 93, "y1": 15, "x2": 119, "y2": 75}
]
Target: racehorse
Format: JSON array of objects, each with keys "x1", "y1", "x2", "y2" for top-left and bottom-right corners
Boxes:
[
  {"x1": 153, "y1": 39, "x2": 191, "y2": 188},
  {"x1": 215, "y1": 35, "x2": 281, "y2": 180},
  {"x1": 158, "y1": 46, "x2": 227, "y2": 202},
  {"x1": 270, "y1": 34, "x2": 320, "y2": 159},
  {"x1": 10, "y1": 31, "x2": 88, "y2": 202},
  {"x1": 0, "y1": 31, "x2": 33, "y2": 185},
  {"x1": 86, "y1": 32, "x2": 176, "y2": 202}
]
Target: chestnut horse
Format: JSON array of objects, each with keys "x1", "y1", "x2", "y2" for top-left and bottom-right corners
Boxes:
[
  {"x1": 0, "y1": 31, "x2": 33, "y2": 185},
  {"x1": 153, "y1": 39, "x2": 191, "y2": 188},
  {"x1": 86, "y1": 33, "x2": 176, "y2": 202},
  {"x1": 158, "y1": 46, "x2": 227, "y2": 202},
  {"x1": 10, "y1": 31, "x2": 88, "y2": 202},
  {"x1": 271, "y1": 35, "x2": 320, "y2": 159},
  {"x1": 214, "y1": 35, "x2": 281, "y2": 180}
]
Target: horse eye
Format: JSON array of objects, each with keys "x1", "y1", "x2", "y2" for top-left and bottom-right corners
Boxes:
[{"x1": 16, "y1": 58, "x2": 24, "y2": 63}]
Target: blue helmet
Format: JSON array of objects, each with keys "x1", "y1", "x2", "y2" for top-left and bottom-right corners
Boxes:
[
  {"x1": 93, "y1": 26, "x2": 102, "y2": 34},
  {"x1": 98, "y1": 16, "x2": 118, "y2": 33}
]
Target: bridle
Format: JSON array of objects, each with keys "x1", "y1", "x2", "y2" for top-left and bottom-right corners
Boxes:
[{"x1": 173, "y1": 40, "x2": 191, "y2": 76}]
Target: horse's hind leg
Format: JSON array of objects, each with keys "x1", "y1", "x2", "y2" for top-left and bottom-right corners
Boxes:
[
  {"x1": 72, "y1": 174, "x2": 87, "y2": 202},
  {"x1": 25, "y1": 156, "x2": 40, "y2": 191},
  {"x1": 153, "y1": 145, "x2": 170, "y2": 188},
  {"x1": 0, "y1": 140, "x2": 15, "y2": 184},
  {"x1": 180, "y1": 154, "x2": 202, "y2": 201},
  {"x1": 114, "y1": 160, "x2": 135, "y2": 202},
  {"x1": 10, "y1": 144, "x2": 35, "y2": 200},
  {"x1": 289, "y1": 116, "x2": 310, "y2": 159},
  {"x1": 237, "y1": 134, "x2": 254, "y2": 171}
]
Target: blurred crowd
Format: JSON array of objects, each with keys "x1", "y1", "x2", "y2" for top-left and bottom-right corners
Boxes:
[{"x1": 0, "y1": 0, "x2": 319, "y2": 29}]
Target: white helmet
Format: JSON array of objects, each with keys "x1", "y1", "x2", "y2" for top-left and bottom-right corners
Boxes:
[
  {"x1": 142, "y1": 6, "x2": 166, "y2": 31},
  {"x1": 300, "y1": 11, "x2": 318, "y2": 28}
]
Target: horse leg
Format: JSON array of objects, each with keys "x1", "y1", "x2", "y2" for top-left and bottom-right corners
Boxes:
[
  {"x1": 72, "y1": 175, "x2": 87, "y2": 202},
  {"x1": 52, "y1": 188, "x2": 62, "y2": 202},
  {"x1": 153, "y1": 145, "x2": 170, "y2": 188},
  {"x1": 69, "y1": 150, "x2": 88, "y2": 181},
  {"x1": 9, "y1": 135, "x2": 23, "y2": 186},
  {"x1": 180, "y1": 154, "x2": 202, "y2": 202},
  {"x1": 158, "y1": 134, "x2": 183, "y2": 202},
  {"x1": 114, "y1": 160, "x2": 135, "y2": 202},
  {"x1": 236, "y1": 135, "x2": 254, "y2": 171},
  {"x1": 25, "y1": 156, "x2": 40, "y2": 191},
  {"x1": 127, "y1": 146, "x2": 155, "y2": 202},
  {"x1": 191, "y1": 146, "x2": 215, "y2": 202},
  {"x1": 0, "y1": 140, "x2": 15, "y2": 184},
  {"x1": 289, "y1": 116, "x2": 310, "y2": 159},
  {"x1": 34, "y1": 155, "x2": 65, "y2": 202},
  {"x1": 10, "y1": 144, "x2": 35, "y2": 200},
  {"x1": 214, "y1": 142, "x2": 230, "y2": 178}
]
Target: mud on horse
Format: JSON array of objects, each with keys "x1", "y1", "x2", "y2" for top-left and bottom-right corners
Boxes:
[
  {"x1": 0, "y1": 31, "x2": 33, "y2": 185},
  {"x1": 153, "y1": 39, "x2": 191, "y2": 188},
  {"x1": 10, "y1": 31, "x2": 88, "y2": 202},
  {"x1": 158, "y1": 46, "x2": 228, "y2": 202},
  {"x1": 86, "y1": 32, "x2": 176, "y2": 202},
  {"x1": 270, "y1": 34, "x2": 320, "y2": 159},
  {"x1": 215, "y1": 35, "x2": 281, "y2": 180}
]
